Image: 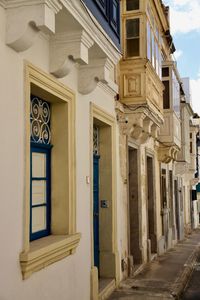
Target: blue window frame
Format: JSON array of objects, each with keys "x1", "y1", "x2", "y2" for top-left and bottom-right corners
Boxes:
[
  {"x1": 83, "y1": 0, "x2": 120, "y2": 49},
  {"x1": 30, "y1": 95, "x2": 52, "y2": 241},
  {"x1": 30, "y1": 144, "x2": 51, "y2": 241}
]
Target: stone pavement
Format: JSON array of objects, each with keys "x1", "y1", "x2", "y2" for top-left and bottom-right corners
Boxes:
[
  {"x1": 109, "y1": 230, "x2": 200, "y2": 300},
  {"x1": 182, "y1": 251, "x2": 200, "y2": 299}
]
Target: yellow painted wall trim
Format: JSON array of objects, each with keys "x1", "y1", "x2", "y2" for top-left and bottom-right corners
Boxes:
[
  {"x1": 20, "y1": 61, "x2": 79, "y2": 279},
  {"x1": 20, "y1": 233, "x2": 81, "y2": 279}
]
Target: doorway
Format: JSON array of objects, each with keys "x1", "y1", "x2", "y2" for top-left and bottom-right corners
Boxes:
[
  {"x1": 93, "y1": 154, "x2": 100, "y2": 270},
  {"x1": 174, "y1": 179, "x2": 180, "y2": 240},
  {"x1": 147, "y1": 156, "x2": 157, "y2": 254},
  {"x1": 128, "y1": 147, "x2": 141, "y2": 265}
]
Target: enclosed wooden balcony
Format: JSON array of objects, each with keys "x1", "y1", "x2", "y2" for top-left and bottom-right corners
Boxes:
[{"x1": 158, "y1": 62, "x2": 181, "y2": 162}]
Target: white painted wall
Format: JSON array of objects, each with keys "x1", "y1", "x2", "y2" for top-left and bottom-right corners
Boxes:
[{"x1": 0, "y1": 5, "x2": 123, "y2": 300}]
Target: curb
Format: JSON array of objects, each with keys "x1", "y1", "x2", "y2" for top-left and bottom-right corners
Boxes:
[{"x1": 170, "y1": 245, "x2": 200, "y2": 299}]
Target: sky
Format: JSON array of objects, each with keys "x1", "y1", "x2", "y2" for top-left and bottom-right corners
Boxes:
[{"x1": 163, "y1": 0, "x2": 200, "y2": 115}]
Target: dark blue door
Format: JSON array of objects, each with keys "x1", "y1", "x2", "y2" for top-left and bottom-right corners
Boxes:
[{"x1": 93, "y1": 155, "x2": 100, "y2": 270}]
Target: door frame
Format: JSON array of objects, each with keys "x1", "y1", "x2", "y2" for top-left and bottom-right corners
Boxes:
[{"x1": 90, "y1": 103, "x2": 119, "y2": 299}]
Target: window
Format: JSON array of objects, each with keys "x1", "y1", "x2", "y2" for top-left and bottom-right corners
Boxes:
[
  {"x1": 190, "y1": 141, "x2": 193, "y2": 154},
  {"x1": 147, "y1": 21, "x2": 151, "y2": 61},
  {"x1": 146, "y1": 5, "x2": 162, "y2": 78},
  {"x1": 126, "y1": 18, "x2": 140, "y2": 57},
  {"x1": 95, "y1": 0, "x2": 108, "y2": 16},
  {"x1": 20, "y1": 63, "x2": 80, "y2": 280},
  {"x1": 30, "y1": 96, "x2": 52, "y2": 241},
  {"x1": 83, "y1": 0, "x2": 120, "y2": 48},
  {"x1": 110, "y1": 0, "x2": 119, "y2": 33},
  {"x1": 162, "y1": 67, "x2": 169, "y2": 77},
  {"x1": 172, "y1": 71, "x2": 180, "y2": 117},
  {"x1": 163, "y1": 80, "x2": 170, "y2": 109},
  {"x1": 126, "y1": 0, "x2": 139, "y2": 11}
]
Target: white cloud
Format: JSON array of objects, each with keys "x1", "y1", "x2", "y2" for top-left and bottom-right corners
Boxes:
[
  {"x1": 174, "y1": 49, "x2": 183, "y2": 60},
  {"x1": 164, "y1": 0, "x2": 200, "y2": 34},
  {"x1": 190, "y1": 77, "x2": 200, "y2": 115}
]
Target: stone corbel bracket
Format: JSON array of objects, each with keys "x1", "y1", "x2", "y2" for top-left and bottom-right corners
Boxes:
[
  {"x1": 50, "y1": 30, "x2": 94, "y2": 78},
  {"x1": 158, "y1": 145, "x2": 179, "y2": 163},
  {"x1": 78, "y1": 58, "x2": 118, "y2": 95},
  {"x1": 139, "y1": 118, "x2": 153, "y2": 144},
  {"x1": 5, "y1": 0, "x2": 62, "y2": 52}
]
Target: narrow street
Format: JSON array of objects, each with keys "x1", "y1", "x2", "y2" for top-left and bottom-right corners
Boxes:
[
  {"x1": 109, "y1": 230, "x2": 200, "y2": 300},
  {"x1": 181, "y1": 252, "x2": 200, "y2": 299}
]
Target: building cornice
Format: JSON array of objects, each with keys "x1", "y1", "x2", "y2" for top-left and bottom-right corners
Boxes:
[
  {"x1": 4, "y1": 0, "x2": 61, "y2": 12},
  {"x1": 60, "y1": 0, "x2": 121, "y2": 65},
  {"x1": 153, "y1": 0, "x2": 169, "y2": 32}
]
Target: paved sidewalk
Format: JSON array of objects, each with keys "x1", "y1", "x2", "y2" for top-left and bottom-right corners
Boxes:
[{"x1": 109, "y1": 230, "x2": 200, "y2": 300}]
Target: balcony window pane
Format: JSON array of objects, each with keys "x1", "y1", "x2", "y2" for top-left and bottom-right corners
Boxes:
[
  {"x1": 126, "y1": 0, "x2": 139, "y2": 11},
  {"x1": 151, "y1": 34, "x2": 155, "y2": 68},
  {"x1": 163, "y1": 80, "x2": 170, "y2": 109},
  {"x1": 162, "y1": 67, "x2": 169, "y2": 77},
  {"x1": 126, "y1": 18, "x2": 140, "y2": 57},
  {"x1": 126, "y1": 19, "x2": 139, "y2": 38},
  {"x1": 147, "y1": 22, "x2": 151, "y2": 61},
  {"x1": 127, "y1": 38, "x2": 139, "y2": 57}
]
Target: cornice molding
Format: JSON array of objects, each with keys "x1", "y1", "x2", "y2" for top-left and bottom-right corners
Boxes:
[
  {"x1": 5, "y1": 0, "x2": 62, "y2": 52},
  {"x1": 0, "y1": 0, "x2": 6, "y2": 8},
  {"x1": 60, "y1": 0, "x2": 121, "y2": 65},
  {"x1": 5, "y1": 0, "x2": 61, "y2": 12}
]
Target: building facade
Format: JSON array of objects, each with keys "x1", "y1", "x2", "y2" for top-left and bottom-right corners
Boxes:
[
  {"x1": 0, "y1": 1, "x2": 122, "y2": 299},
  {"x1": 0, "y1": 1, "x2": 199, "y2": 300}
]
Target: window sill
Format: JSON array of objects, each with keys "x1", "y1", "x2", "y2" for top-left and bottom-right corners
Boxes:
[{"x1": 20, "y1": 233, "x2": 81, "y2": 279}]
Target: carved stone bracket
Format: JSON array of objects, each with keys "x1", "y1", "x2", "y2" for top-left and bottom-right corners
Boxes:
[
  {"x1": 78, "y1": 58, "x2": 118, "y2": 95},
  {"x1": 50, "y1": 30, "x2": 94, "y2": 78},
  {"x1": 5, "y1": 0, "x2": 62, "y2": 52},
  {"x1": 158, "y1": 145, "x2": 179, "y2": 163},
  {"x1": 117, "y1": 110, "x2": 157, "y2": 145},
  {"x1": 174, "y1": 161, "x2": 189, "y2": 176}
]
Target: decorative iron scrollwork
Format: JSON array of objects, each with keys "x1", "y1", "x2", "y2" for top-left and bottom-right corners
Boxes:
[
  {"x1": 30, "y1": 96, "x2": 51, "y2": 144},
  {"x1": 93, "y1": 126, "x2": 99, "y2": 155}
]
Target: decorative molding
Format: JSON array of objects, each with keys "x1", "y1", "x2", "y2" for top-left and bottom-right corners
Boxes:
[
  {"x1": 5, "y1": 0, "x2": 62, "y2": 52},
  {"x1": 158, "y1": 145, "x2": 179, "y2": 163},
  {"x1": 50, "y1": 30, "x2": 94, "y2": 78},
  {"x1": 78, "y1": 58, "x2": 117, "y2": 95},
  {"x1": 123, "y1": 74, "x2": 141, "y2": 97},
  {"x1": 0, "y1": 0, "x2": 6, "y2": 8},
  {"x1": 59, "y1": 0, "x2": 121, "y2": 65},
  {"x1": 175, "y1": 161, "x2": 189, "y2": 176},
  {"x1": 117, "y1": 109, "x2": 158, "y2": 144},
  {"x1": 20, "y1": 233, "x2": 81, "y2": 279}
]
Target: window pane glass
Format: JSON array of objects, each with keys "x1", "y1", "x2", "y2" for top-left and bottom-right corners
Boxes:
[
  {"x1": 126, "y1": 0, "x2": 139, "y2": 11},
  {"x1": 151, "y1": 34, "x2": 155, "y2": 68},
  {"x1": 162, "y1": 67, "x2": 169, "y2": 77},
  {"x1": 172, "y1": 71, "x2": 180, "y2": 117},
  {"x1": 147, "y1": 22, "x2": 151, "y2": 60},
  {"x1": 163, "y1": 80, "x2": 170, "y2": 109},
  {"x1": 127, "y1": 38, "x2": 139, "y2": 57},
  {"x1": 32, "y1": 180, "x2": 46, "y2": 205},
  {"x1": 32, "y1": 206, "x2": 46, "y2": 233},
  {"x1": 113, "y1": 1, "x2": 117, "y2": 22},
  {"x1": 32, "y1": 152, "x2": 46, "y2": 178},
  {"x1": 155, "y1": 42, "x2": 159, "y2": 75},
  {"x1": 126, "y1": 19, "x2": 139, "y2": 38}
]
